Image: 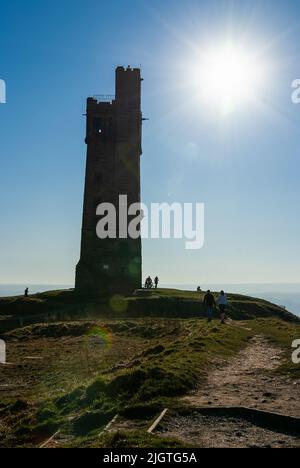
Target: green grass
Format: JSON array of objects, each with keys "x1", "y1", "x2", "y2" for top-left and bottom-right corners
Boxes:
[
  {"x1": 248, "y1": 318, "x2": 300, "y2": 378},
  {"x1": 1, "y1": 288, "x2": 298, "y2": 325},
  {"x1": 0, "y1": 317, "x2": 255, "y2": 447},
  {"x1": 15, "y1": 319, "x2": 253, "y2": 446},
  {"x1": 0, "y1": 288, "x2": 299, "y2": 448}
]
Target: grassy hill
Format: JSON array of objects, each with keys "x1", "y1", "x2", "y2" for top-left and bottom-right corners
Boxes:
[
  {"x1": 0, "y1": 288, "x2": 298, "y2": 334},
  {"x1": 0, "y1": 288, "x2": 299, "y2": 447}
]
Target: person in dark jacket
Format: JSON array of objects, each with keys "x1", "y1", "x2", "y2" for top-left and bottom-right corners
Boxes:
[{"x1": 203, "y1": 290, "x2": 216, "y2": 322}]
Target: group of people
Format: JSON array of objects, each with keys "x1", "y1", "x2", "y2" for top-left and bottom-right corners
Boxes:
[
  {"x1": 144, "y1": 276, "x2": 159, "y2": 289},
  {"x1": 203, "y1": 289, "x2": 228, "y2": 324},
  {"x1": 142, "y1": 280, "x2": 227, "y2": 322}
]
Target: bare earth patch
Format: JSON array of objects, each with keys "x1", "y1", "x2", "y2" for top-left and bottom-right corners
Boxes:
[
  {"x1": 153, "y1": 334, "x2": 300, "y2": 447},
  {"x1": 157, "y1": 411, "x2": 300, "y2": 448},
  {"x1": 183, "y1": 335, "x2": 300, "y2": 417}
]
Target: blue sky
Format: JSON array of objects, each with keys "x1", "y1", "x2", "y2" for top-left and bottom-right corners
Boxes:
[{"x1": 0, "y1": 0, "x2": 300, "y2": 286}]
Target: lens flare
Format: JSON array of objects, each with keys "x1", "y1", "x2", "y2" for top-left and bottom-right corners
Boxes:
[
  {"x1": 110, "y1": 294, "x2": 128, "y2": 313},
  {"x1": 86, "y1": 325, "x2": 113, "y2": 350},
  {"x1": 128, "y1": 257, "x2": 140, "y2": 276}
]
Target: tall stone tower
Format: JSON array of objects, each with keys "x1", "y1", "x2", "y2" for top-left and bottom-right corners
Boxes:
[{"x1": 75, "y1": 66, "x2": 142, "y2": 294}]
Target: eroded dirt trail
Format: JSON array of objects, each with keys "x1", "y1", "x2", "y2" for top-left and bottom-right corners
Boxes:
[
  {"x1": 183, "y1": 335, "x2": 300, "y2": 417},
  {"x1": 40, "y1": 334, "x2": 300, "y2": 448}
]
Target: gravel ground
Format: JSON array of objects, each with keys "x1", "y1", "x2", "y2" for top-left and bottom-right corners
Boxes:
[
  {"x1": 158, "y1": 412, "x2": 300, "y2": 448},
  {"x1": 183, "y1": 334, "x2": 300, "y2": 417}
]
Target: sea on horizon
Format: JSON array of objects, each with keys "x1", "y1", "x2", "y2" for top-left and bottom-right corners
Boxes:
[{"x1": 0, "y1": 282, "x2": 299, "y2": 317}]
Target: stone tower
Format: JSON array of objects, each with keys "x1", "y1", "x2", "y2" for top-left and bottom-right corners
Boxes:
[{"x1": 75, "y1": 66, "x2": 142, "y2": 294}]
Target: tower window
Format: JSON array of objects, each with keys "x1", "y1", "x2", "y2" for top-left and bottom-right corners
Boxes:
[
  {"x1": 92, "y1": 116, "x2": 114, "y2": 138},
  {"x1": 93, "y1": 117, "x2": 103, "y2": 135}
]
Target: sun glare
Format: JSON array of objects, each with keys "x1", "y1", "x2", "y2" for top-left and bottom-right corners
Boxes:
[{"x1": 191, "y1": 43, "x2": 264, "y2": 114}]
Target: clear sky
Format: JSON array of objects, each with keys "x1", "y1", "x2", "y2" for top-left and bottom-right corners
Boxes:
[{"x1": 0, "y1": 0, "x2": 300, "y2": 286}]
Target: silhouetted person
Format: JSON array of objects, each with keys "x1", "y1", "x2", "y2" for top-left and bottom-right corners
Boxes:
[
  {"x1": 217, "y1": 290, "x2": 228, "y2": 324},
  {"x1": 144, "y1": 276, "x2": 153, "y2": 289},
  {"x1": 24, "y1": 287, "x2": 29, "y2": 298},
  {"x1": 197, "y1": 286, "x2": 202, "y2": 293},
  {"x1": 203, "y1": 290, "x2": 216, "y2": 322},
  {"x1": 154, "y1": 276, "x2": 159, "y2": 289}
]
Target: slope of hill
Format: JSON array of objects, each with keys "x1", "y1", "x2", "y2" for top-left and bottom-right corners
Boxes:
[
  {"x1": 0, "y1": 289, "x2": 299, "y2": 448},
  {"x1": 0, "y1": 288, "x2": 298, "y2": 334}
]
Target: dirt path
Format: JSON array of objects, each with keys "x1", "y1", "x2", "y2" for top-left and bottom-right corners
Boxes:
[
  {"x1": 155, "y1": 335, "x2": 300, "y2": 447},
  {"x1": 183, "y1": 335, "x2": 300, "y2": 417},
  {"x1": 40, "y1": 334, "x2": 300, "y2": 448},
  {"x1": 157, "y1": 410, "x2": 300, "y2": 448}
]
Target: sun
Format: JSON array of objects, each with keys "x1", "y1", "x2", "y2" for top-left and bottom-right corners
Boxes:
[{"x1": 191, "y1": 43, "x2": 264, "y2": 114}]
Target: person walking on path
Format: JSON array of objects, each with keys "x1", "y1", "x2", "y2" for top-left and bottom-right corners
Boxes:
[
  {"x1": 217, "y1": 290, "x2": 228, "y2": 324},
  {"x1": 154, "y1": 276, "x2": 159, "y2": 289},
  {"x1": 203, "y1": 290, "x2": 216, "y2": 322}
]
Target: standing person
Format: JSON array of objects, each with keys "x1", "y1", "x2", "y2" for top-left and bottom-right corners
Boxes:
[
  {"x1": 154, "y1": 276, "x2": 159, "y2": 289},
  {"x1": 24, "y1": 287, "x2": 29, "y2": 297},
  {"x1": 217, "y1": 290, "x2": 228, "y2": 324},
  {"x1": 145, "y1": 276, "x2": 153, "y2": 289},
  {"x1": 203, "y1": 290, "x2": 216, "y2": 322}
]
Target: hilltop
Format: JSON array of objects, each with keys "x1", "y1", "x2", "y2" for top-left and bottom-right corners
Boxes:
[
  {"x1": 0, "y1": 289, "x2": 299, "y2": 448},
  {"x1": 0, "y1": 288, "x2": 298, "y2": 334}
]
